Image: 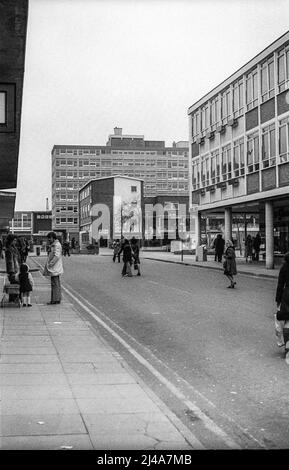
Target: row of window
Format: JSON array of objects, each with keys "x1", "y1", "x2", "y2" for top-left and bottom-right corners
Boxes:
[
  {"x1": 55, "y1": 217, "x2": 78, "y2": 225},
  {"x1": 55, "y1": 159, "x2": 188, "y2": 168},
  {"x1": 55, "y1": 206, "x2": 78, "y2": 213},
  {"x1": 55, "y1": 149, "x2": 188, "y2": 157},
  {"x1": 191, "y1": 44, "x2": 289, "y2": 137},
  {"x1": 192, "y1": 118, "x2": 289, "y2": 188}
]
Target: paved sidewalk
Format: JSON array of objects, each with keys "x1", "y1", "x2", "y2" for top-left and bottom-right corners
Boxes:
[
  {"x1": 0, "y1": 259, "x2": 197, "y2": 450},
  {"x1": 99, "y1": 248, "x2": 280, "y2": 279}
]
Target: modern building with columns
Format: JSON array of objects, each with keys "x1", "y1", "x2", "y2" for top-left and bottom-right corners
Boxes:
[{"x1": 188, "y1": 31, "x2": 289, "y2": 268}]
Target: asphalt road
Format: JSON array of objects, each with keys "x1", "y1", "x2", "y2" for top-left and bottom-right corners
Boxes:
[{"x1": 35, "y1": 253, "x2": 289, "y2": 449}]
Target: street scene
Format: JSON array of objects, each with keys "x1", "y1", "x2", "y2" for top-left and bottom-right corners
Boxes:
[{"x1": 2, "y1": 0, "x2": 289, "y2": 459}]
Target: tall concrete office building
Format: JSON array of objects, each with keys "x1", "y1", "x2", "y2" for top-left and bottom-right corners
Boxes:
[
  {"x1": 188, "y1": 31, "x2": 289, "y2": 268},
  {"x1": 51, "y1": 129, "x2": 189, "y2": 239}
]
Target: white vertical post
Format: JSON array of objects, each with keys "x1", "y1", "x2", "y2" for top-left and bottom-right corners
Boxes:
[
  {"x1": 265, "y1": 201, "x2": 274, "y2": 269},
  {"x1": 224, "y1": 207, "x2": 232, "y2": 242}
]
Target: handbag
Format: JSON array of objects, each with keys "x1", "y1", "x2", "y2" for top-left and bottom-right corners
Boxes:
[{"x1": 276, "y1": 309, "x2": 289, "y2": 321}]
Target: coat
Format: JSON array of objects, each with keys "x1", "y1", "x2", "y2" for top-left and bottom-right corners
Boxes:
[
  {"x1": 275, "y1": 254, "x2": 289, "y2": 315},
  {"x1": 223, "y1": 246, "x2": 237, "y2": 276},
  {"x1": 44, "y1": 239, "x2": 63, "y2": 277},
  {"x1": 5, "y1": 245, "x2": 19, "y2": 277}
]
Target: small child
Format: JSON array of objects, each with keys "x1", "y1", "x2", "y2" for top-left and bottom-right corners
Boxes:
[{"x1": 17, "y1": 263, "x2": 34, "y2": 307}]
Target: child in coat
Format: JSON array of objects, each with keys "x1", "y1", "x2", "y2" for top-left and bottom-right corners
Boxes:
[{"x1": 17, "y1": 263, "x2": 34, "y2": 307}]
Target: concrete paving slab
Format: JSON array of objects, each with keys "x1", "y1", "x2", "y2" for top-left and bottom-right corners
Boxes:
[
  {"x1": 0, "y1": 363, "x2": 63, "y2": 374},
  {"x1": 0, "y1": 373, "x2": 68, "y2": 386},
  {"x1": 1, "y1": 398, "x2": 80, "y2": 415},
  {"x1": 0, "y1": 434, "x2": 93, "y2": 450},
  {"x1": 0, "y1": 355, "x2": 61, "y2": 364},
  {"x1": 0, "y1": 347, "x2": 56, "y2": 355},
  {"x1": 76, "y1": 397, "x2": 162, "y2": 414},
  {"x1": 66, "y1": 372, "x2": 136, "y2": 385},
  {"x1": 58, "y1": 353, "x2": 120, "y2": 362},
  {"x1": 82, "y1": 411, "x2": 170, "y2": 429},
  {"x1": 0, "y1": 384, "x2": 74, "y2": 400},
  {"x1": 3, "y1": 329, "x2": 49, "y2": 335},
  {"x1": 89, "y1": 432, "x2": 158, "y2": 450},
  {"x1": 70, "y1": 384, "x2": 161, "y2": 400},
  {"x1": 0, "y1": 336, "x2": 53, "y2": 344},
  {"x1": 0, "y1": 414, "x2": 86, "y2": 436}
]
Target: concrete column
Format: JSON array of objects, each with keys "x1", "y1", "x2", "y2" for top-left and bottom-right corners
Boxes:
[
  {"x1": 265, "y1": 201, "x2": 274, "y2": 269},
  {"x1": 224, "y1": 207, "x2": 232, "y2": 242},
  {"x1": 196, "y1": 211, "x2": 202, "y2": 248}
]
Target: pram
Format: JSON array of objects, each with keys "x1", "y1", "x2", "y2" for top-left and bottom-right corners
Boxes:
[{"x1": 0, "y1": 275, "x2": 21, "y2": 308}]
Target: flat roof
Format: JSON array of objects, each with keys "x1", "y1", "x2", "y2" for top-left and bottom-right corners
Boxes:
[
  {"x1": 188, "y1": 30, "x2": 289, "y2": 114},
  {"x1": 79, "y1": 175, "x2": 144, "y2": 192}
]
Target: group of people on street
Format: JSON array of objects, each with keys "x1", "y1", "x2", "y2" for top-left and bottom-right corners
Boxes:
[
  {"x1": 244, "y1": 233, "x2": 262, "y2": 263},
  {"x1": 112, "y1": 237, "x2": 141, "y2": 277},
  {"x1": 2, "y1": 232, "x2": 64, "y2": 307}
]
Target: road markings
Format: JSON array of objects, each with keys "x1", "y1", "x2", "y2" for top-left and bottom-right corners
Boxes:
[{"x1": 62, "y1": 283, "x2": 243, "y2": 450}]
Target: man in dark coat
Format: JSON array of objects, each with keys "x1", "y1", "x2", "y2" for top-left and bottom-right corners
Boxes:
[
  {"x1": 253, "y1": 233, "x2": 262, "y2": 262},
  {"x1": 276, "y1": 252, "x2": 289, "y2": 314},
  {"x1": 118, "y1": 239, "x2": 132, "y2": 277},
  {"x1": 214, "y1": 234, "x2": 225, "y2": 263}
]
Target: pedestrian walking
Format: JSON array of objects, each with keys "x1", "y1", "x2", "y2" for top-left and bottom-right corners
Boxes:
[
  {"x1": 131, "y1": 237, "x2": 141, "y2": 276},
  {"x1": 118, "y1": 238, "x2": 133, "y2": 277},
  {"x1": 0, "y1": 238, "x2": 3, "y2": 259},
  {"x1": 253, "y1": 233, "x2": 262, "y2": 262},
  {"x1": 43, "y1": 231, "x2": 63, "y2": 304},
  {"x1": 214, "y1": 234, "x2": 225, "y2": 263},
  {"x1": 275, "y1": 252, "x2": 289, "y2": 348},
  {"x1": 16, "y1": 263, "x2": 34, "y2": 307},
  {"x1": 245, "y1": 234, "x2": 253, "y2": 263},
  {"x1": 112, "y1": 239, "x2": 121, "y2": 263},
  {"x1": 62, "y1": 239, "x2": 70, "y2": 257},
  {"x1": 223, "y1": 239, "x2": 237, "y2": 288}
]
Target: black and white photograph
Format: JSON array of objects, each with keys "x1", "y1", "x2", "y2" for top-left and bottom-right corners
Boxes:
[{"x1": 2, "y1": 0, "x2": 289, "y2": 458}]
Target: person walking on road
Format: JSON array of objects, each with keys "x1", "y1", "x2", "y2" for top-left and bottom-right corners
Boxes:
[
  {"x1": 131, "y1": 237, "x2": 141, "y2": 276},
  {"x1": 44, "y1": 231, "x2": 63, "y2": 304},
  {"x1": 275, "y1": 252, "x2": 289, "y2": 349},
  {"x1": 62, "y1": 239, "x2": 70, "y2": 257},
  {"x1": 112, "y1": 240, "x2": 121, "y2": 263},
  {"x1": 119, "y1": 238, "x2": 133, "y2": 277},
  {"x1": 223, "y1": 239, "x2": 237, "y2": 289}
]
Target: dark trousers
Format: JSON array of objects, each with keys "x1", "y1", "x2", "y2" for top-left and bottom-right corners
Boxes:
[{"x1": 51, "y1": 276, "x2": 61, "y2": 303}]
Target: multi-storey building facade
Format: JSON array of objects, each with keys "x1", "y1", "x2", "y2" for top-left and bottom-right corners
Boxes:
[
  {"x1": 51, "y1": 129, "x2": 189, "y2": 239},
  {"x1": 188, "y1": 31, "x2": 289, "y2": 268}
]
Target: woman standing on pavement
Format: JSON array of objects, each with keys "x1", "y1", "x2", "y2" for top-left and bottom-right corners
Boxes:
[
  {"x1": 43, "y1": 231, "x2": 63, "y2": 304},
  {"x1": 223, "y1": 239, "x2": 237, "y2": 288}
]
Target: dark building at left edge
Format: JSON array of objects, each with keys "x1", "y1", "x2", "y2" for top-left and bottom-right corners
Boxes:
[{"x1": 0, "y1": 0, "x2": 29, "y2": 234}]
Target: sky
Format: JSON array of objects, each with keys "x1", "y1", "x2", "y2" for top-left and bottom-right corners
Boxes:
[{"x1": 15, "y1": 0, "x2": 289, "y2": 211}]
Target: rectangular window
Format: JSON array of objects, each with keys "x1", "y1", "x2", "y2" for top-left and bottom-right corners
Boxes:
[
  {"x1": 131, "y1": 186, "x2": 137, "y2": 193},
  {"x1": 261, "y1": 57, "x2": 275, "y2": 102},
  {"x1": 246, "y1": 69, "x2": 258, "y2": 110},
  {"x1": 247, "y1": 132, "x2": 260, "y2": 172},
  {"x1": 233, "y1": 80, "x2": 244, "y2": 117},
  {"x1": 0, "y1": 92, "x2": 6, "y2": 124},
  {"x1": 279, "y1": 118, "x2": 289, "y2": 162},
  {"x1": 221, "y1": 145, "x2": 232, "y2": 180},
  {"x1": 262, "y1": 123, "x2": 276, "y2": 168},
  {"x1": 278, "y1": 47, "x2": 289, "y2": 92}
]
